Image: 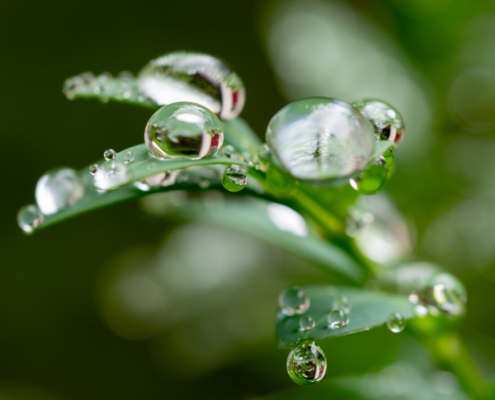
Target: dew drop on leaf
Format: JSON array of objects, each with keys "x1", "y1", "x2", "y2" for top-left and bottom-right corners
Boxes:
[
  {"x1": 35, "y1": 168, "x2": 84, "y2": 215},
  {"x1": 122, "y1": 150, "x2": 134, "y2": 163},
  {"x1": 386, "y1": 313, "x2": 405, "y2": 333},
  {"x1": 93, "y1": 161, "x2": 129, "y2": 191},
  {"x1": 17, "y1": 204, "x2": 44, "y2": 234},
  {"x1": 138, "y1": 51, "x2": 245, "y2": 119},
  {"x1": 420, "y1": 273, "x2": 467, "y2": 317},
  {"x1": 142, "y1": 172, "x2": 168, "y2": 188},
  {"x1": 279, "y1": 287, "x2": 310, "y2": 316},
  {"x1": 221, "y1": 165, "x2": 247, "y2": 192},
  {"x1": 89, "y1": 164, "x2": 99, "y2": 176},
  {"x1": 332, "y1": 296, "x2": 351, "y2": 314},
  {"x1": 144, "y1": 102, "x2": 224, "y2": 160},
  {"x1": 351, "y1": 99, "x2": 405, "y2": 148},
  {"x1": 104, "y1": 149, "x2": 116, "y2": 161},
  {"x1": 299, "y1": 315, "x2": 315, "y2": 331},
  {"x1": 327, "y1": 309, "x2": 349, "y2": 329},
  {"x1": 287, "y1": 342, "x2": 326, "y2": 386},
  {"x1": 220, "y1": 144, "x2": 240, "y2": 160},
  {"x1": 349, "y1": 158, "x2": 389, "y2": 195},
  {"x1": 266, "y1": 98, "x2": 376, "y2": 182}
]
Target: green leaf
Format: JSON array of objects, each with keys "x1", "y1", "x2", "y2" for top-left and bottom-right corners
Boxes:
[
  {"x1": 277, "y1": 285, "x2": 415, "y2": 348},
  {"x1": 372, "y1": 140, "x2": 393, "y2": 160}
]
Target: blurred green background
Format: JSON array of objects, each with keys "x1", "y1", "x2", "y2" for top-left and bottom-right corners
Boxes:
[{"x1": 2, "y1": 0, "x2": 495, "y2": 398}]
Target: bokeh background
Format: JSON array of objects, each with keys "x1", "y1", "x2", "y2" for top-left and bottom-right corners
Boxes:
[{"x1": 2, "y1": 0, "x2": 495, "y2": 398}]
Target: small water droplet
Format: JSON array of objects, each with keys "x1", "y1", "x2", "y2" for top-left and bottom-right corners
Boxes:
[
  {"x1": 221, "y1": 165, "x2": 247, "y2": 192},
  {"x1": 104, "y1": 149, "x2": 116, "y2": 161},
  {"x1": 349, "y1": 158, "x2": 389, "y2": 195},
  {"x1": 287, "y1": 342, "x2": 326, "y2": 386},
  {"x1": 327, "y1": 309, "x2": 349, "y2": 329},
  {"x1": 145, "y1": 102, "x2": 224, "y2": 160},
  {"x1": 17, "y1": 204, "x2": 44, "y2": 234},
  {"x1": 279, "y1": 287, "x2": 310, "y2": 316},
  {"x1": 332, "y1": 296, "x2": 351, "y2": 314},
  {"x1": 93, "y1": 161, "x2": 129, "y2": 190},
  {"x1": 299, "y1": 315, "x2": 315, "y2": 331},
  {"x1": 35, "y1": 168, "x2": 84, "y2": 215},
  {"x1": 89, "y1": 164, "x2": 99, "y2": 176},
  {"x1": 143, "y1": 172, "x2": 167, "y2": 187},
  {"x1": 220, "y1": 144, "x2": 239, "y2": 159},
  {"x1": 122, "y1": 150, "x2": 134, "y2": 163},
  {"x1": 386, "y1": 313, "x2": 405, "y2": 333}
]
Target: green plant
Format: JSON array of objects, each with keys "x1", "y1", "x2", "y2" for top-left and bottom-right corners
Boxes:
[{"x1": 18, "y1": 52, "x2": 490, "y2": 398}]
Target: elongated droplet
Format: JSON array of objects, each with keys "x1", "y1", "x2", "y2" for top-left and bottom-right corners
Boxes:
[
  {"x1": 122, "y1": 150, "x2": 134, "y2": 163},
  {"x1": 299, "y1": 315, "x2": 315, "y2": 331},
  {"x1": 93, "y1": 161, "x2": 129, "y2": 190},
  {"x1": 349, "y1": 158, "x2": 389, "y2": 195},
  {"x1": 351, "y1": 99, "x2": 405, "y2": 148},
  {"x1": 287, "y1": 342, "x2": 326, "y2": 386},
  {"x1": 138, "y1": 51, "x2": 245, "y2": 119},
  {"x1": 18, "y1": 205, "x2": 44, "y2": 234},
  {"x1": 279, "y1": 287, "x2": 310, "y2": 316},
  {"x1": 327, "y1": 309, "x2": 349, "y2": 329},
  {"x1": 145, "y1": 102, "x2": 224, "y2": 160},
  {"x1": 35, "y1": 168, "x2": 84, "y2": 215},
  {"x1": 387, "y1": 313, "x2": 405, "y2": 333},
  {"x1": 89, "y1": 164, "x2": 99, "y2": 176},
  {"x1": 221, "y1": 165, "x2": 247, "y2": 192},
  {"x1": 104, "y1": 149, "x2": 116, "y2": 161},
  {"x1": 332, "y1": 296, "x2": 351, "y2": 314},
  {"x1": 266, "y1": 98, "x2": 375, "y2": 182}
]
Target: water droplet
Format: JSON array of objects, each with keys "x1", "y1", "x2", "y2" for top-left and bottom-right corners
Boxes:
[
  {"x1": 421, "y1": 273, "x2": 466, "y2": 317},
  {"x1": 144, "y1": 102, "x2": 224, "y2": 160},
  {"x1": 89, "y1": 164, "x2": 99, "y2": 175},
  {"x1": 299, "y1": 315, "x2": 315, "y2": 331},
  {"x1": 143, "y1": 172, "x2": 167, "y2": 187},
  {"x1": 221, "y1": 165, "x2": 247, "y2": 192},
  {"x1": 17, "y1": 204, "x2": 44, "y2": 234},
  {"x1": 122, "y1": 150, "x2": 134, "y2": 163},
  {"x1": 104, "y1": 149, "x2": 116, "y2": 161},
  {"x1": 327, "y1": 309, "x2": 349, "y2": 329},
  {"x1": 35, "y1": 168, "x2": 84, "y2": 215},
  {"x1": 138, "y1": 51, "x2": 245, "y2": 119},
  {"x1": 287, "y1": 342, "x2": 326, "y2": 386},
  {"x1": 332, "y1": 296, "x2": 351, "y2": 314},
  {"x1": 351, "y1": 99, "x2": 405, "y2": 148},
  {"x1": 93, "y1": 161, "x2": 129, "y2": 190},
  {"x1": 266, "y1": 98, "x2": 375, "y2": 182},
  {"x1": 387, "y1": 313, "x2": 405, "y2": 333},
  {"x1": 220, "y1": 144, "x2": 240, "y2": 159},
  {"x1": 349, "y1": 158, "x2": 389, "y2": 195},
  {"x1": 382, "y1": 147, "x2": 395, "y2": 166},
  {"x1": 279, "y1": 287, "x2": 310, "y2": 316},
  {"x1": 414, "y1": 304, "x2": 429, "y2": 317}
]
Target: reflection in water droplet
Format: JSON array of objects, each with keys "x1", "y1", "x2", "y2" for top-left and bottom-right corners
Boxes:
[
  {"x1": 17, "y1": 204, "x2": 44, "y2": 234},
  {"x1": 145, "y1": 102, "x2": 224, "y2": 160},
  {"x1": 387, "y1": 313, "x2": 405, "y2": 333},
  {"x1": 352, "y1": 99, "x2": 405, "y2": 147},
  {"x1": 123, "y1": 150, "x2": 134, "y2": 163},
  {"x1": 299, "y1": 315, "x2": 315, "y2": 331},
  {"x1": 327, "y1": 309, "x2": 349, "y2": 329},
  {"x1": 279, "y1": 287, "x2": 310, "y2": 316},
  {"x1": 138, "y1": 51, "x2": 245, "y2": 119},
  {"x1": 349, "y1": 158, "x2": 389, "y2": 195},
  {"x1": 35, "y1": 168, "x2": 84, "y2": 215},
  {"x1": 89, "y1": 164, "x2": 99, "y2": 176},
  {"x1": 93, "y1": 161, "x2": 129, "y2": 190},
  {"x1": 266, "y1": 98, "x2": 375, "y2": 182},
  {"x1": 287, "y1": 342, "x2": 327, "y2": 386},
  {"x1": 221, "y1": 165, "x2": 247, "y2": 192},
  {"x1": 268, "y1": 203, "x2": 307, "y2": 236},
  {"x1": 104, "y1": 149, "x2": 116, "y2": 161},
  {"x1": 332, "y1": 296, "x2": 351, "y2": 314}
]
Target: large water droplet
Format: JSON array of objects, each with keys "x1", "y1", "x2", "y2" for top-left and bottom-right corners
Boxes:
[
  {"x1": 351, "y1": 99, "x2": 405, "y2": 148},
  {"x1": 266, "y1": 98, "x2": 375, "y2": 182},
  {"x1": 387, "y1": 313, "x2": 405, "y2": 333},
  {"x1": 104, "y1": 149, "x2": 116, "y2": 161},
  {"x1": 35, "y1": 168, "x2": 84, "y2": 215},
  {"x1": 138, "y1": 51, "x2": 245, "y2": 119},
  {"x1": 349, "y1": 158, "x2": 389, "y2": 195},
  {"x1": 279, "y1": 287, "x2": 310, "y2": 316},
  {"x1": 93, "y1": 161, "x2": 129, "y2": 190},
  {"x1": 17, "y1": 204, "x2": 44, "y2": 234},
  {"x1": 299, "y1": 315, "x2": 315, "y2": 331},
  {"x1": 145, "y1": 102, "x2": 224, "y2": 160},
  {"x1": 287, "y1": 342, "x2": 327, "y2": 386},
  {"x1": 221, "y1": 165, "x2": 247, "y2": 192},
  {"x1": 327, "y1": 309, "x2": 349, "y2": 329}
]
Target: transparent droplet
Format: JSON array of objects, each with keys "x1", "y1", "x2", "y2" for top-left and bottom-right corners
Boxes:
[
  {"x1": 287, "y1": 342, "x2": 327, "y2": 386},
  {"x1": 221, "y1": 165, "x2": 247, "y2": 192},
  {"x1": 104, "y1": 149, "x2": 116, "y2": 161},
  {"x1": 349, "y1": 158, "x2": 389, "y2": 195},
  {"x1": 89, "y1": 164, "x2": 99, "y2": 176},
  {"x1": 299, "y1": 315, "x2": 315, "y2": 331},
  {"x1": 266, "y1": 98, "x2": 376, "y2": 182},
  {"x1": 327, "y1": 309, "x2": 349, "y2": 329},
  {"x1": 17, "y1": 204, "x2": 44, "y2": 234},
  {"x1": 93, "y1": 161, "x2": 129, "y2": 190},
  {"x1": 35, "y1": 168, "x2": 84, "y2": 215},
  {"x1": 351, "y1": 99, "x2": 405, "y2": 148},
  {"x1": 332, "y1": 296, "x2": 351, "y2": 314},
  {"x1": 421, "y1": 273, "x2": 466, "y2": 317},
  {"x1": 138, "y1": 51, "x2": 245, "y2": 119},
  {"x1": 387, "y1": 313, "x2": 405, "y2": 333},
  {"x1": 279, "y1": 287, "x2": 310, "y2": 316},
  {"x1": 144, "y1": 102, "x2": 224, "y2": 160},
  {"x1": 122, "y1": 150, "x2": 134, "y2": 163}
]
